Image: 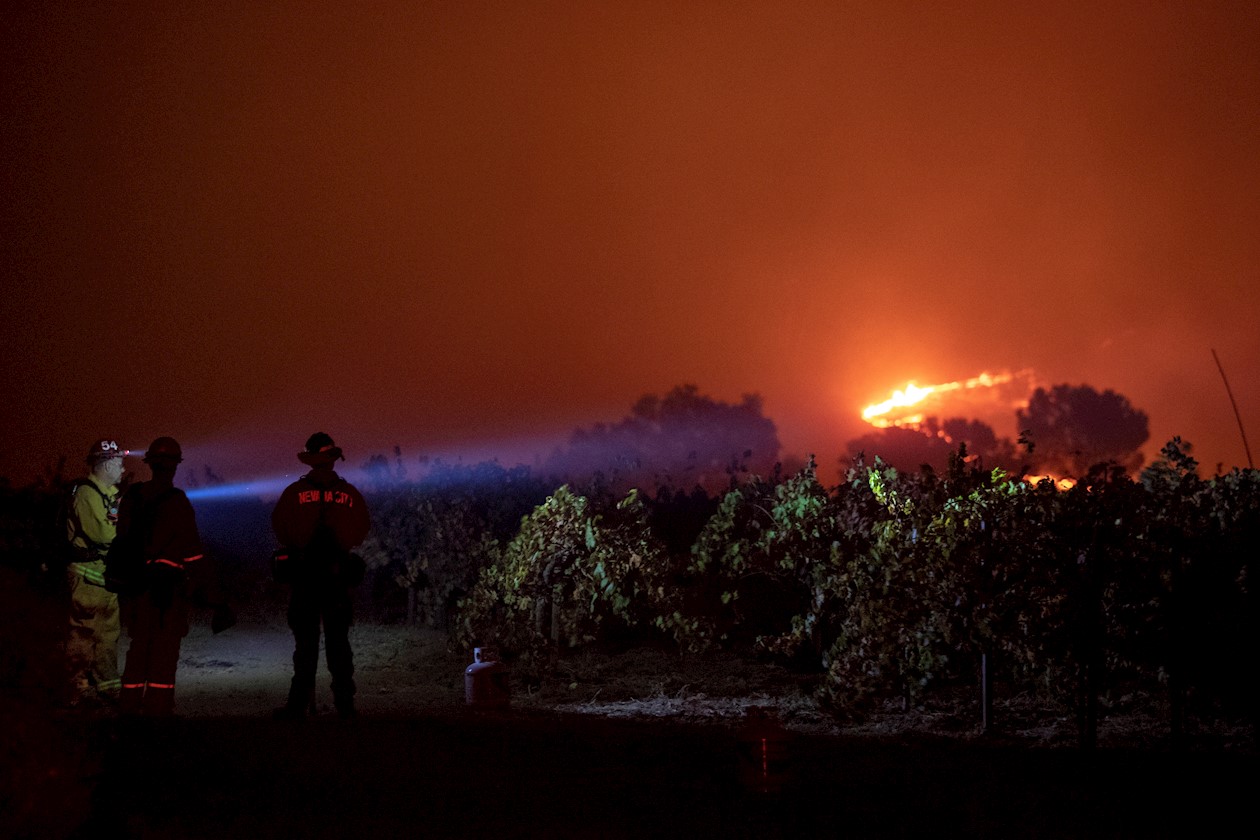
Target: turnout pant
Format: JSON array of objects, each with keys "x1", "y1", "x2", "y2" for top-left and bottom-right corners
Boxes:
[
  {"x1": 120, "y1": 591, "x2": 189, "y2": 717},
  {"x1": 66, "y1": 560, "x2": 121, "y2": 697},
  {"x1": 286, "y1": 581, "x2": 355, "y2": 711}
]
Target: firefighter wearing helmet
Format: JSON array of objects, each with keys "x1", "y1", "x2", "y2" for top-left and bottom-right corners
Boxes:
[
  {"x1": 271, "y1": 432, "x2": 371, "y2": 719},
  {"x1": 116, "y1": 436, "x2": 233, "y2": 717},
  {"x1": 64, "y1": 438, "x2": 126, "y2": 707}
]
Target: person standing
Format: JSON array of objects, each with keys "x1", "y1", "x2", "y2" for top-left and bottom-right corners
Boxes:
[
  {"x1": 271, "y1": 432, "x2": 371, "y2": 720},
  {"x1": 64, "y1": 438, "x2": 126, "y2": 706},
  {"x1": 117, "y1": 436, "x2": 232, "y2": 717}
]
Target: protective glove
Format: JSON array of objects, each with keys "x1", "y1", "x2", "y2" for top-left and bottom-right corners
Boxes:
[{"x1": 211, "y1": 604, "x2": 238, "y2": 635}]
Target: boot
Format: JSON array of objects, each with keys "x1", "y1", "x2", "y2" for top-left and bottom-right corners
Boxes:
[{"x1": 275, "y1": 681, "x2": 314, "y2": 720}]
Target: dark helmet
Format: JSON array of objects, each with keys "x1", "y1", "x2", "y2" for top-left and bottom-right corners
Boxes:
[
  {"x1": 144, "y1": 436, "x2": 183, "y2": 465},
  {"x1": 298, "y1": 432, "x2": 343, "y2": 466},
  {"x1": 87, "y1": 439, "x2": 123, "y2": 465}
]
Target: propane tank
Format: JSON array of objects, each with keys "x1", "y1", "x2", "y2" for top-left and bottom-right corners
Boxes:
[
  {"x1": 737, "y1": 705, "x2": 793, "y2": 795},
  {"x1": 464, "y1": 646, "x2": 510, "y2": 708}
]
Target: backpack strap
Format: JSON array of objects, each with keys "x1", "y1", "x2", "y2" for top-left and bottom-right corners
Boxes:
[{"x1": 66, "y1": 480, "x2": 114, "y2": 557}]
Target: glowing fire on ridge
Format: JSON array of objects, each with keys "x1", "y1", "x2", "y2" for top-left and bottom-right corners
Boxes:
[
  {"x1": 860, "y1": 369, "x2": 1076, "y2": 489},
  {"x1": 862, "y1": 372, "x2": 1015, "y2": 428}
]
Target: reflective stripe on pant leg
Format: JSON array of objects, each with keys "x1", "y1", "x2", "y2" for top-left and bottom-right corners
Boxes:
[
  {"x1": 141, "y1": 615, "x2": 184, "y2": 716},
  {"x1": 122, "y1": 594, "x2": 157, "y2": 714},
  {"x1": 66, "y1": 565, "x2": 97, "y2": 686},
  {"x1": 67, "y1": 569, "x2": 121, "y2": 696},
  {"x1": 95, "y1": 588, "x2": 121, "y2": 690}
]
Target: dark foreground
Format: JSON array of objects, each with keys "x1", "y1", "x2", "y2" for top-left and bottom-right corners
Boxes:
[{"x1": 47, "y1": 707, "x2": 1255, "y2": 839}]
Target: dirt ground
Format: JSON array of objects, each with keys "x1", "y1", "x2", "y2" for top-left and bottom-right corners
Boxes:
[
  {"x1": 173, "y1": 618, "x2": 1251, "y2": 753},
  {"x1": 12, "y1": 618, "x2": 1257, "y2": 839}
]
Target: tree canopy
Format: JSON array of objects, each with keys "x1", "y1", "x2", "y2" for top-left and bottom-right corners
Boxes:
[
  {"x1": 847, "y1": 383, "x2": 1149, "y2": 479},
  {"x1": 846, "y1": 417, "x2": 1021, "y2": 475},
  {"x1": 544, "y1": 385, "x2": 781, "y2": 493},
  {"x1": 1018, "y1": 384, "x2": 1150, "y2": 477}
]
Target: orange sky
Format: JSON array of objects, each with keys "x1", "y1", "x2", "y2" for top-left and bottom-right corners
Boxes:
[{"x1": 3, "y1": 2, "x2": 1258, "y2": 488}]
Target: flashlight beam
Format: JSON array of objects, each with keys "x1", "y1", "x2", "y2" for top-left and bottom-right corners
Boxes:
[{"x1": 185, "y1": 477, "x2": 293, "y2": 502}]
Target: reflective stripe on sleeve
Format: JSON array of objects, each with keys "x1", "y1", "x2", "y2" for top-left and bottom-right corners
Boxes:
[{"x1": 73, "y1": 564, "x2": 108, "y2": 587}]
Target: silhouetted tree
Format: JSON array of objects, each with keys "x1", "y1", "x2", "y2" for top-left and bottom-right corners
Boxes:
[
  {"x1": 545, "y1": 385, "x2": 781, "y2": 494},
  {"x1": 846, "y1": 417, "x2": 1019, "y2": 475},
  {"x1": 930, "y1": 417, "x2": 1023, "y2": 472},
  {"x1": 1017, "y1": 384, "x2": 1149, "y2": 477},
  {"x1": 846, "y1": 425, "x2": 956, "y2": 474},
  {"x1": 362, "y1": 445, "x2": 408, "y2": 491}
]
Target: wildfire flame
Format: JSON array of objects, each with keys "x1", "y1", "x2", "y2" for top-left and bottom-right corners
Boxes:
[
  {"x1": 860, "y1": 369, "x2": 1074, "y2": 488},
  {"x1": 1026, "y1": 474, "x2": 1078, "y2": 490},
  {"x1": 861, "y1": 372, "x2": 1016, "y2": 429}
]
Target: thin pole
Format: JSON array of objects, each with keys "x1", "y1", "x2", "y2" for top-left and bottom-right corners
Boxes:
[
  {"x1": 981, "y1": 652, "x2": 994, "y2": 734},
  {"x1": 1211, "y1": 348, "x2": 1254, "y2": 469}
]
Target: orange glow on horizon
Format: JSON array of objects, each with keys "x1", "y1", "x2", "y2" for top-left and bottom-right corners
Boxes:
[
  {"x1": 1023, "y1": 474, "x2": 1077, "y2": 490},
  {"x1": 861, "y1": 370, "x2": 1078, "y2": 489}
]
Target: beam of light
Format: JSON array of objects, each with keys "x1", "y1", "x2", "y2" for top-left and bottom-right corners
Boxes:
[
  {"x1": 177, "y1": 433, "x2": 560, "y2": 504},
  {"x1": 185, "y1": 476, "x2": 293, "y2": 502}
]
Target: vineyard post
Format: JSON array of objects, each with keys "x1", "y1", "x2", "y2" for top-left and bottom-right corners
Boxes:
[
  {"x1": 978, "y1": 518, "x2": 995, "y2": 735},
  {"x1": 1167, "y1": 543, "x2": 1188, "y2": 750},
  {"x1": 981, "y1": 652, "x2": 994, "y2": 734},
  {"x1": 1076, "y1": 544, "x2": 1101, "y2": 752}
]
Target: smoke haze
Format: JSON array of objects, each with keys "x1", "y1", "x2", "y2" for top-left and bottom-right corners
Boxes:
[{"x1": 3, "y1": 2, "x2": 1258, "y2": 487}]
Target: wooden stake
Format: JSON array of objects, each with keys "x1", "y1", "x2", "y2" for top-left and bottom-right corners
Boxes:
[{"x1": 1211, "y1": 348, "x2": 1254, "y2": 469}]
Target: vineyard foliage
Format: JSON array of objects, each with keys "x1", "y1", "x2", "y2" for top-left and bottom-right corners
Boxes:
[
  {"x1": 452, "y1": 486, "x2": 700, "y2": 675},
  {"x1": 359, "y1": 461, "x2": 556, "y2": 628},
  {"x1": 2, "y1": 438, "x2": 1255, "y2": 724},
  {"x1": 385, "y1": 439, "x2": 1255, "y2": 722}
]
